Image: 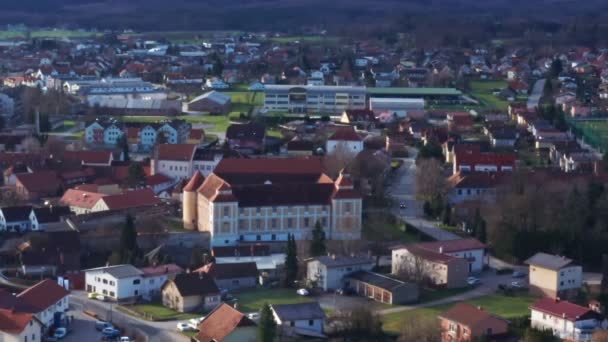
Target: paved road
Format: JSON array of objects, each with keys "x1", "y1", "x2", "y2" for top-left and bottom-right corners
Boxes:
[
  {"x1": 527, "y1": 78, "x2": 546, "y2": 110},
  {"x1": 70, "y1": 292, "x2": 190, "y2": 342}
]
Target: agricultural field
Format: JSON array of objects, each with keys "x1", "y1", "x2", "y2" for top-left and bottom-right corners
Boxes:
[
  {"x1": 0, "y1": 30, "x2": 101, "y2": 39},
  {"x1": 570, "y1": 120, "x2": 608, "y2": 152}
]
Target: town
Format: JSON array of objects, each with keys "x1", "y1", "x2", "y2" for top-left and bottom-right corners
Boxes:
[{"x1": 0, "y1": 18, "x2": 608, "y2": 342}]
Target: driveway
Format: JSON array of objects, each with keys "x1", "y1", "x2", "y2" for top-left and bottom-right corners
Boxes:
[
  {"x1": 70, "y1": 292, "x2": 189, "y2": 342},
  {"x1": 527, "y1": 78, "x2": 545, "y2": 110}
]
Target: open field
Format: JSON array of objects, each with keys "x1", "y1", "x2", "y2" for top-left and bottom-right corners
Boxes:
[
  {"x1": 570, "y1": 119, "x2": 608, "y2": 152},
  {"x1": 0, "y1": 30, "x2": 101, "y2": 39},
  {"x1": 381, "y1": 294, "x2": 534, "y2": 333},
  {"x1": 118, "y1": 303, "x2": 201, "y2": 321},
  {"x1": 469, "y1": 80, "x2": 511, "y2": 111},
  {"x1": 233, "y1": 288, "x2": 314, "y2": 313},
  {"x1": 121, "y1": 113, "x2": 241, "y2": 134}
]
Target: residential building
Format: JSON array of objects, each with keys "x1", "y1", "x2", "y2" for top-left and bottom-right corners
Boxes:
[
  {"x1": 18, "y1": 231, "x2": 81, "y2": 276},
  {"x1": 139, "y1": 264, "x2": 184, "y2": 300},
  {"x1": 347, "y1": 270, "x2": 418, "y2": 304},
  {"x1": 188, "y1": 91, "x2": 232, "y2": 114},
  {"x1": 194, "y1": 303, "x2": 257, "y2": 342},
  {"x1": 61, "y1": 150, "x2": 114, "y2": 167},
  {"x1": 15, "y1": 279, "x2": 70, "y2": 329},
  {"x1": 92, "y1": 188, "x2": 161, "y2": 212},
  {"x1": 439, "y1": 303, "x2": 509, "y2": 342},
  {"x1": 211, "y1": 245, "x2": 285, "y2": 279},
  {"x1": 271, "y1": 302, "x2": 326, "y2": 338},
  {"x1": 205, "y1": 78, "x2": 230, "y2": 90},
  {"x1": 525, "y1": 252, "x2": 582, "y2": 299},
  {"x1": 15, "y1": 171, "x2": 61, "y2": 200},
  {"x1": 161, "y1": 273, "x2": 221, "y2": 313},
  {"x1": 453, "y1": 150, "x2": 516, "y2": 175},
  {"x1": 183, "y1": 158, "x2": 362, "y2": 246},
  {"x1": 225, "y1": 122, "x2": 266, "y2": 154},
  {"x1": 29, "y1": 206, "x2": 71, "y2": 231},
  {"x1": 447, "y1": 172, "x2": 509, "y2": 204},
  {"x1": 0, "y1": 308, "x2": 43, "y2": 342},
  {"x1": 60, "y1": 189, "x2": 108, "y2": 215},
  {"x1": 0, "y1": 206, "x2": 32, "y2": 232},
  {"x1": 195, "y1": 262, "x2": 258, "y2": 291},
  {"x1": 152, "y1": 144, "x2": 197, "y2": 181},
  {"x1": 393, "y1": 238, "x2": 486, "y2": 274},
  {"x1": 306, "y1": 255, "x2": 375, "y2": 291},
  {"x1": 85, "y1": 119, "x2": 191, "y2": 150},
  {"x1": 263, "y1": 85, "x2": 366, "y2": 114},
  {"x1": 530, "y1": 298, "x2": 605, "y2": 342},
  {"x1": 339, "y1": 109, "x2": 377, "y2": 129},
  {"x1": 325, "y1": 127, "x2": 363, "y2": 155}
]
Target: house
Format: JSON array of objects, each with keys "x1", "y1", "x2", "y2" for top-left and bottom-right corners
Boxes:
[
  {"x1": 161, "y1": 272, "x2": 221, "y2": 313},
  {"x1": 306, "y1": 255, "x2": 375, "y2": 291},
  {"x1": 15, "y1": 171, "x2": 61, "y2": 200},
  {"x1": 530, "y1": 298, "x2": 605, "y2": 342},
  {"x1": 195, "y1": 262, "x2": 258, "y2": 290},
  {"x1": 29, "y1": 206, "x2": 71, "y2": 231},
  {"x1": 60, "y1": 189, "x2": 107, "y2": 215},
  {"x1": 390, "y1": 244, "x2": 468, "y2": 289},
  {"x1": 139, "y1": 264, "x2": 184, "y2": 300},
  {"x1": 211, "y1": 245, "x2": 285, "y2": 280},
  {"x1": 90, "y1": 188, "x2": 161, "y2": 212},
  {"x1": 486, "y1": 127, "x2": 518, "y2": 148},
  {"x1": 0, "y1": 308, "x2": 43, "y2": 342},
  {"x1": 0, "y1": 206, "x2": 32, "y2": 232},
  {"x1": 325, "y1": 127, "x2": 364, "y2": 155},
  {"x1": 205, "y1": 78, "x2": 229, "y2": 90},
  {"x1": 152, "y1": 144, "x2": 197, "y2": 180},
  {"x1": 225, "y1": 122, "x2": 266, "y2": 154},
  {"x1": 393, "y1": 238, "x2": 487, "y2": 273},
  {"x1": 61, "y1": 150, "x2": 114, "y2": 167},
  {"x1": 183, "y1": 158, "x2": 363, "y2": 246},
  {"x1": 188, "y1": 91, "x2": 232, "y2": 114},
  {"x1": 15, "y1": 279, "x2": 70, "y2": 329},
  {"x1": 339, "y1": 109, "x2": 377, "y2": 129},
  {"x1": 18, "y1": 231, "x2": 81, "y2": 275},
  {"x1": 453, "y1": 151, "x2": 516, "y2": 175},
  {"x1": 345, "y1": 270, "x2": 419, "y2": 304},
  {"x1": 447, "y1": 172, "x2": 509, "y2": 204},
  {"x1": 286, "y1": 138, "x2": 314, "y2": 156},
  {"x1": 194, "y1": 303, "x2": 257, "y2": 342},
  {"x1": 271, "y1": 302, "x2": 326, "y2": 338},
  {"x1": 439, "y1": 303, "x2": 509, "y2": 342},
  {"x1": 560, "y1": 152, "x2": 599, "y2": 173},
  {"x1": 263, "y1": 85, "x2": 366, "y2": 114},
  {"x1": 525, "y1": 252, "x2": 582, "y2": 299}
]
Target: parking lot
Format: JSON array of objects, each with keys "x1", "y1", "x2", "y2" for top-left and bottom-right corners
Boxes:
[{"x1": 62, "y1": 309, "x2": 99, "y2": 342}]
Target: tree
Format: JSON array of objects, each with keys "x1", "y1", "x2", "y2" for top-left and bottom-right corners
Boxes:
[
  {"x1": 257, "y1": 303, "x2": 276, "y2": 342},
  {"x1": 471, "y1": 208, "x2": 487, "y2": 243},
  {"x1": 309, "y1": 221, "x2": 327, "y2": 257},
  {"x1": 155, "y1": 133, "x2": 168, "y2": 145},
  {"x1": 211, "y1": 53, "x2": 224, "y2": 77},
  {"x1": 523, "y1": 327, "x2": 559, "y2": 342},
  {"x1": 398, "y1": 315, "x2": 440, "y2": 342},
  {"x1": 118, "y1": 134, "x2": 130, "y2": 162},
  {"x1": 423, "y1": 201, "x2": 432, "y2": 218},
  {"x1": 593, "y1": 330, "x2": 608, "y2": 342},
  {"x1": 336, "y1": 307, "x2": 386, "y2": 341},
  {"x1": 415, "y1": 158, "x2": 445, "y2": 201},
  {"x1": 601, "y1": 254, "x2": 608, "y2": 295},
  {"x1": 284, "y1": 234, "x2": 298, "y2": 287},
  {"x1": 126, "y1": 163, "x2": 146, "y2": 188},
  {"x1": 603, "y1": 152, "x2": 608, "y2": 172},
  {"x1": 417, "y1": 138, "x2": 444, "y2": 161},
  {"x1": 113, "y1": 215, "x2": 140, "y2": 265},
  {"x1": 441, "y1": 202, "x2": 452, "y2": 225},
  {"x1": 548, "y1": 59, "x2": 563, "y2": 79}
]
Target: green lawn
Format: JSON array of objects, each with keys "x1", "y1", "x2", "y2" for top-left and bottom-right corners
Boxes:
[
  {"x1": 0, "y1": 30, "x2": 101, "y2": 39},
  {"x1": 120, "y1": 303, "x2": 201, "y2": 321},
  {"x1": 381, "y1": 294, "x2": 534, "y2": 333},
  {"x1": 233, "y1": 288, "x2": 315, "y2": 313},
  {"x1": 121, "y1": 113, "x2": 240, "y2": 133},
  {"x1": 363, "y1": 212, "x2": 421, "y2": 244},
  {"x1": 469, "y1": 80, "x2": 511, "y2": 111},
  {"x1": 570, "y1": 120, "x2": 608, "y2": 152}
]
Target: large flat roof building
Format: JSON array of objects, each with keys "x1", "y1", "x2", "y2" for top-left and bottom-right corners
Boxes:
[{"x1": 263, "y1": 85, "x2": 366, "y2": 114}]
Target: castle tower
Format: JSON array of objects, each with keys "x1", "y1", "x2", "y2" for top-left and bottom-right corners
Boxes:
[{"x1": 182, "y1": 171, "x2": 205, "y2": 229}]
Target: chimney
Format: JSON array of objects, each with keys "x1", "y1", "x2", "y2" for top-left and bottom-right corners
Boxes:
[
  {"x1": 439, "y1": 246, "x2": 443, "y2": 254},
  {"x1": 331, "y1": 254, "x2": 336, "y2": 260},
  {"x1": 477, "y1": 306, "x2": 482, "y2": 310}
]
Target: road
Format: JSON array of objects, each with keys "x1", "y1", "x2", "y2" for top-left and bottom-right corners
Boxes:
[
  {"x1": 70, "y1": 292, "x2": 190, "y2": 342},
  {"x1": 527, "y1": 78, "x2": 546, "y2": 110}
]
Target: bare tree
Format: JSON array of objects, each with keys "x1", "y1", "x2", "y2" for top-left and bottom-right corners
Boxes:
[
  {"x1": 323, "y1": 142, "x2": 356, "y2": 179},
  {"x1": 398, "y1": 316, "x2": 441, "y2": 342},
  {"x1": 593, "y1": 330, "x2": 608, "y2": 342},
  {"x1": 415, "y1": 158, "x2": 445, "y2": 200},
  {"x1": 395, "y1": 252, "x2": 428, "y2": 285}
]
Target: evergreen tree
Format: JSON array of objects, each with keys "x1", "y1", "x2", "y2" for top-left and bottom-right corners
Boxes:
[
  {"x1": 284, "y1": 234, "x2": 298, "y2": 287},
  {"x1": 116, "y1": 215, "x2": 140, "y2": 264},
  {"x1": 118, "y1": 134, "x2": 130, "y2": 162},
  {"x1": 257, "y1": 303, "x2": 276, "y2": 342},
  {"x1": 423, "y1": 201, "x2": 432, "y2": 218},
  {"x1": 441, "y1": 203, "x2": 451, "y2": 225},
  {"x1": 126, "y1": 163, "x2": 146, "y2": 188},
  {"x1": 548, "y1": 59, "x2": 563, "y2": 79},
  {"x1": 309, "y1": 221, "x2": 327, "y2": 257}
]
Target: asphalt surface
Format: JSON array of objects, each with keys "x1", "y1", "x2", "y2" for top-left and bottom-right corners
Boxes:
[{"x1": 527, "y1": 78, "x2": 546, "y2": 110}]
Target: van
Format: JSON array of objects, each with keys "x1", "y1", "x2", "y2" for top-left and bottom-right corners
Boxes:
[{"x1": 95, "y1": 321, "x2": 113, "y2": 331}]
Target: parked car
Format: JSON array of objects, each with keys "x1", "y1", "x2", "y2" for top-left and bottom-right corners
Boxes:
[
  {"x1": 53, "y1": 327, "x2": 68, "y2": 339},
  {"x1": 87, "y1": 292, "x2": 97, "y2": 299},
  {"x1": 511, "y1": 281, "x2": 525, "y2": 289},
  {"x1": 512, "y1": 270, "x2": 527, "y2": 278},
  {"x1": 95, "y1": 321, "x2": 113, "y2": 331},
  {"x1": 188, "y1": 317, "x2": 205, "y2": 329},
  {"x1": 101, "y1": 327, "x2": 121, "y2": 338},
  {"x1": 467, "y1": 277, "x2": 481, "y2": 286},
  {"x1": 246, "y1": 312, "x2": 260, "y2": 321},
  {"x1": 120, "y1": 338, "x2": 131, "y2": 342},
  {"x1": 296, "y1": 288, "x2": 309, "y2": 296},
  {"x1": 94, "y1": 294, "x2": 106, "y2": 301},
  {"x1": 177, "y1": 323, "x2": 194, "y2": 332},
  {"x1": 399, "y1": 202, "x2": 406, "y2": 209}
]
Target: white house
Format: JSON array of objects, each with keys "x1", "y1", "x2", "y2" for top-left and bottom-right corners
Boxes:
[
  {"x1": 152, "y1": 144, "x2": 197, "y2": 180},
  {"x1": 325, "y1": 128, "x2": 363, "y2": 155},
  {"x1": 0, "y1": 206, "x2": 32, "y2": 232},
  {"x1": 271, "y1": 302, "x2": 326, "y2": 338},
  {"x1": 16, "y1": 279, "x2": 70, "y2": 330},
  {"x1": 306, "y1": 256, "x2": 374, "y2": 291},
  {"x1": 530, "y1": 298, "x2": 606, "y2": 342},
  {"x1": 85, "y1": 264, "x2": 182, "y2": 301},
  {"x1": 205, "y1": 78, "x2": 229, "y2": 90}
]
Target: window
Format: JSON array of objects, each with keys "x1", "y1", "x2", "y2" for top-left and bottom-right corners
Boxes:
[
  {"x1": 271, "y1": 234, "x2": 276, "y2": 241},
  {"x1": 290, "y1": 321, "x2": 295, "y2": 327},
  {"x1": 223, "y1": 207, "x2": 230, "y2": 217},
  {"x1": 150, "y1": 279, "x2": 155, "y2": 284},
  {"x1": 102, "y1": 279, "x2": 108, "y2": 284},
  {"x1": 304, "y1": 218, "x2": 310, "y2": 227},
  {"x1": 287, "y1": 218, "x2": 294, "y2": 227},
  {"x1": 102, "y1": 289, "x2": 107, "y2": 295},
  {"x1": 110, "y1": 291, "x2": 115, "y2": 297},
  {"x1": 271, "y1": 219, "x2": 277, "y2": 228},
  {"x1": 309, "y1": 320, "x2": 314, "y2": 326},
  {"x1": 256, "y1": 235, "x2": 261, "y2": 241},
  {"x1": 133, "y1": 279, "x2": 141, "y2": 285}
]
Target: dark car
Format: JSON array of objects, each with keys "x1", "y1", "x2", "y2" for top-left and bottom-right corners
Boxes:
[{"x1": 399, "y1": 202, "x2": 406, "y2": 209}]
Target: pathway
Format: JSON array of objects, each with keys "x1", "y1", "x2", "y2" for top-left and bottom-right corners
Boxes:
[{"x1": 527, "y1": 78, "x2": 545, "y2": 110}]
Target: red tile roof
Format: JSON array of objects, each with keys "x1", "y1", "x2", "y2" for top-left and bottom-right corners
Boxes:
[
  {"x1": 16, "y1": 171, "x2": 60, "y2": 193},
  {"x1": 455, "y1": 151, "x2": 517, "y2": 169},
  {"x1": 156, "y1": 144, "x2": 196, "y2": 161},
  {"x1": 530, "y1": 298, "x2": 596, "y2": 322},
  {"x1": 189, "y1": 128, "x2": 205, "y2": 140},
  {"x1": 183, "y1": 171, "x2": 205, "y2": 192},
  {"x1": 145, "y1": 174, "x2": 172, "y2": 186},
  {"x1": 0, "y1": 309, "x2": 36, "y2": 334},
  {"x1": 61, "y1": 189, "x2": 107, "y2": 209},
  {"x1": 195, "y1": 303, "x2": 256, "y2": 342},
  {"x1": 100, "y1": 188, "x2": 161, "y2": 210},
  {"x1": 329, "y1": 127, "x2": 362, "y2": 141},
  {"x1": 62, "y1": 150, "x2": 112, "y2": 165},
  {"x1": 17, "y1": 279, "x2": 69, "y2": 312},
  {"x1": 140, "y1": 264, "x2": 183, "y2": 277},
  {"x1": 439, "y1": 303, "x2": 508, "y2": 329}
]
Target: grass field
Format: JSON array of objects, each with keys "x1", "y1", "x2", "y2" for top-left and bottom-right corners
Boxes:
[
  {"x1": 381, "y1": 294, "x2": 534, "y2": 333},
  {"x1": 268, "y1": 36, "x2": 340, "y2": 43},
  {"x1": 570, "y1": 120, "x2": 608, "y2": 152},
  {"x1": 233, "y1": 288, "x2": 314, "y2": 313},
  {"x1": 122, "y1": 113, "x2": 240, "y2": 134},
  {"x1": 119, "y1": 303, "x2": 201, "y2": 321},
  {"x1": 469, "y1": 80, "x2": 511, "y2": 111},
  {"x1": 0, "y1": 30, "x2": 101, "y2": 39}
]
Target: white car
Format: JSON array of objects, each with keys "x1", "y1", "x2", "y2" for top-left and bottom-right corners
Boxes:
[
  {"x1": 53, "y1": 327, "x2": 67, "y2": 339},
  {"x1": 467, "y1": 277, "x2": 481, "y2": 286},
  {"x1": 120, "y1": 338, "x2": 131, "y2": 342},
  {"x1": 247, "y1": 312, "x2": 260, "y2": 321},
  {"x1": 511, "y1": 281, "x2": 524, "y2": 289},
  {"x1": 177, "y1": 323, "x2": 194, "y2": 332},
  {"x1": 296, "y1": 288, "x2": 309, "y2": 296},
  {"x1": 188, "y1": 317, "x2": 205, "y2": 329}
]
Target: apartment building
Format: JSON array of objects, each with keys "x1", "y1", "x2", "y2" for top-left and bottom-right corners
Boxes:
[
  {"x1": 151, "y1": 144, "x2": 232, "y2": 181},
  {"x1": 182, "y1": 157, "x2": 362, "y2": 246},
  {"x1": 525, "y1": 252, "x2": 582, "y2": 299},
  {"x1": 85, "y1": 119, "x2": 191, "y2": 150},
  {"x1": 263, "y1": 85, "x2": 366, "y2": 114},
  {"x1": 530, "y1": 298, "x2": 604, "y2": 342}
]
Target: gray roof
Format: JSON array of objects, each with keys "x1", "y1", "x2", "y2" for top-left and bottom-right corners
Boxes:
[
  {"x1": 311, "y1": 256, "x2": 374, "y2": 268},
  {"x1": 347, "y1": 271, "x2": 409, "y2": 291},
  {"x1": 189, "y1": 90, "x2": 231, "y2": 105},
  {"x1": 87, "y1": 264, "x2": 143, "y2": 279},
  {"x1": 271, "y1": 302, "x2": 325, "y2": 321},
  {"x1": 525, "y1": 252, "x2": 575, "y2": 270}
]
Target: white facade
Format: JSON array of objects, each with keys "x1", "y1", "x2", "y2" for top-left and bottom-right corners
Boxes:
[
  {"x1": 103, "y1": 124, "x2": 123, "y2": 146},
  {"x1": 272, "y1": 312, "x2": 324, "y2": 336},
  {"x1": 263, "y1": 85, "x2": 366, "y2": 114},
  {"x1": 35, "y1": 295, "x2": 69, "y2": 328},
  {"x1": 85, "y1": 266, "x2": 177, "y2": 301},
  {"x1": 306, "y1": 259, "x2": 374, "y2": 291},
  {"x1": 531, "y1": 309, "x2": 599, "y2": 342},
  {"x1": 0, "y1": 318, "x2": 42, "y2": 342},
  {"x1": 326, "y1": 140, "x2": 363, "y2": 155},
  {"x1": 156, "y1": 159, "x2": 193, "y2": 181}
]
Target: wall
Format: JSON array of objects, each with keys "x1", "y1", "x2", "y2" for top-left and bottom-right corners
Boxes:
[
  {"x1": 529, "y1": 265, "x2": 559, "y2": 296},
  {"x1": 215, "y1": 276, "x2": 257, "y2": 291}
]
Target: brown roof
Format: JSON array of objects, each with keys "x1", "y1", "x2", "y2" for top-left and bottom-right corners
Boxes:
[
  {"x1": 60, "y1": 189, "x2": 107, "y2": 209},
  {"x1": 62, "y1": 150, "x2": 112, "y2": 165},
  {"x1": 140, "y1": 264, "x2": 183, "y2": 277},
  {"x1": 195, "y1": 303, "x2": 256, "y2": 342},
  {"x1": 145, "y1": 173, "x2": 172, "y2": 186},
  {"x1": 195, "y1": 262, "x2": 258, "y2": 279},
  {"x1": 166, "y1": 273, "x2": 220, "y2": 297},
  {"x1": 530, "y1": 298, "x2": 597, "y2": 322},
  {"x1": 448, "y1": 171, "x2": 510, "y2": 189},
  {"x1": 183, "y1": 171, "x2": 205, "y2": 192},
  {"x1": 156, "y1": 144, "x2": 196, "y2": 161},
  {"x1": 402, "y1": 245, "x2": 456, "y2": 264},
  {"x1": 100, "y1": 188, "x2": 161, "y2": 210},
  {"x1": 17, "y1": 279, "x2": 70, "y2": 312},
  {"x1": 329, "y1": 127, "x2": 362, "y2": 141},
  {"x1": 0, "y1": 309, "x2": 36, "y2": 334},
  {"x1": 439, "y1": 303, "x2": 508, "y2": 329},
  {"x1": 16, "y1": 171, "x2": 60, "y2": 193},
  {"x1": 190, "y1": 128, "x2": 205, "y2": 140}
]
